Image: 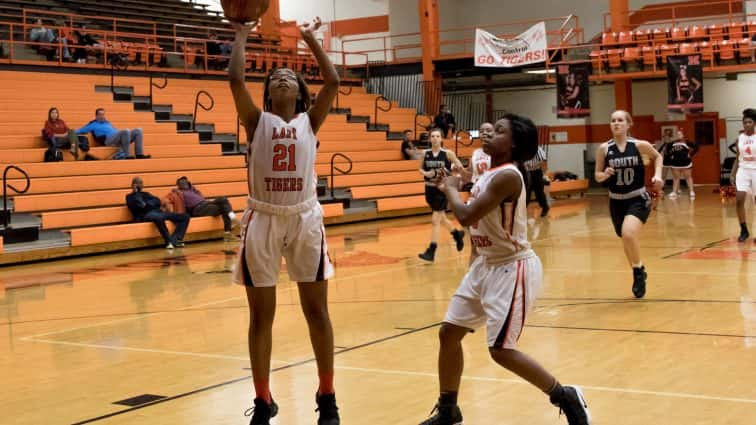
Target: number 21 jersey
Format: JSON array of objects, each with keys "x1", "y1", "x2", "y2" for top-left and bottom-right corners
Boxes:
[
  {"x1": 604, "y1": 139, "x2": 646, "y2": 197},
  {"x1": 248, "y1": 112, "x2": 317, "y2": 206}
]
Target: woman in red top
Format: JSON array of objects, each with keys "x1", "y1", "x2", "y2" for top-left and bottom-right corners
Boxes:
[{"x1": 43, "y1": 107, "x2": 85, "y2": 160}]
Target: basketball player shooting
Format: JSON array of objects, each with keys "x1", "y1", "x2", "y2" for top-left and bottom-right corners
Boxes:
[
  {"x1": 227, "y1": 16, "x2": 341, "y2": 425},
  {"x1": 418, "y1": 114, "x2": 591, "y2": 425}
]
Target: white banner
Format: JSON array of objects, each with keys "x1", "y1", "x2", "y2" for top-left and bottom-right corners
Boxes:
[{"x1": 474, "y1": 22, "x2": 547, "y2": 68}]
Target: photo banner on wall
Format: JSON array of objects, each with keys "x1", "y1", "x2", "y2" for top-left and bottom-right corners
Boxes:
[
  {"x1": 474, "y1": 22, "x2": 547, "y2": 68},
  {"x1": 667, "y1": 54, "x2": 703, "y2": 113},
  {"x1": 556, "y1": 63, "x2": 591, "y2": 118}
]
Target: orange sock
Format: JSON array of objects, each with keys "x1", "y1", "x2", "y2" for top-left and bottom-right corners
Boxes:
[
  {"x1": 254, "y1": 379, "x2": 272, "y2": 403},
  {"x1": 318, "y1": 372, "x2": 335, "y2": 395}
]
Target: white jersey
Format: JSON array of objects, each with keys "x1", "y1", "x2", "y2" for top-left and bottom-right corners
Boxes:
[
  {"x1": 738, "y1": 133, "x2": 756, "y2": 170},
  {"x1": 468, "y1": 164, "x2": 533, "y2": 263},
  {"x1": 248, "y1": 112, "x2": 318, "y2": 205},
  {"x1": 470, "y1": 148, "x2": 491, "y2": 183}
]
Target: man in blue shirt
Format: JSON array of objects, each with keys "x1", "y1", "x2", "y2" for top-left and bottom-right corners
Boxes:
[{"x1": 76, "y1": 108, "x2": 150, "y2": 159}]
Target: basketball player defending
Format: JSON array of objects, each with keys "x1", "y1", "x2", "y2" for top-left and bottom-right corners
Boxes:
[
  {"x1": 418, "y1": 128, "x2": 466, "y2": 262},
  {"x1": 229, "y1": 18, "x2": 340, "y2": 425},
  {"x1": 733, "y1": 108, "x2": 756, "y2": 242},
  {"x1": 419, "y1": 114, "x2": 591, "y2": 425},
  {"x1": 595, "y1": 110, "x2": 663, "y2": 299}
]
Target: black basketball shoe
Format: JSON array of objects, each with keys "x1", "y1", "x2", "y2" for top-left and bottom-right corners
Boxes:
[
  {"x1": 316, "y1": 393, "x2": 340, "y2": 425},
  {"x1": 418, "y1": 402, "x2": 463, "y2": 425},
  {"x1": 419, "y1": 242, "x2": 437, "y2": 262},
  {"x1": 632, "y1": 266, "x2": 647, "y2": 299},
  {"x1": 552, "y1": 385, "x2": 592, "y2": 425},
  {"x1": 739, "y1": 228, "x2": 750, "y2": 242},
  {"x1": 451, "y1": 230, "x2": 465, "y2": 252},
  {"x1": 245, "y1": 398, "x2": 278, "y2": 425}
]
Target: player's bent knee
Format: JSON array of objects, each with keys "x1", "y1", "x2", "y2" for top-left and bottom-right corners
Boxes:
[{"x1": 438, "y1": 322, "x2": 467, "y2": 344}]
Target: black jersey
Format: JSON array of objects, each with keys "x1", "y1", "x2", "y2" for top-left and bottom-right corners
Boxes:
[
  {"x1": 668, "y1": 142, "x2": 692, "y2": 168},
  {"x1": 423, "y1": 149, "x2": 452, "y2": 184},
  {"x1": 604, "y1": 139, "x2": 646, "y2": 197}
]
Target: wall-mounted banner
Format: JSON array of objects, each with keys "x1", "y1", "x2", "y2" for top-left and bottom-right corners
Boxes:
[
  {"x1": 556, "y1": 63, "x2": 591, "y2": 118},
  {"x1": 474, "y1": 22, "x2": 547, "y2": 68},
  {"x1": 667, "y1": 54, "x2": 703, "y2": 113}
]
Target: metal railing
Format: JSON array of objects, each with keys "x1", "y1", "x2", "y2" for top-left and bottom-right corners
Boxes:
[
  {"x1": 372, "y1": 95, "x2": 392, "y2": 129},
  {"x1": 329, "y1": 153, "x2": 353, "y2": 198},
  {"x1": 335, "y1": 86, "x2": 353, "y2": 110},
  {"x1": 192, "y1": 90, "x2": 214, "y2": 131},
  {"x1": 110, "y1": 54, "x2": 129, "y2": 92},
  {"x1": 2, "y1": 166, "x2": 30, "y2": 228},
  {"x1": 149, "y1": 72, "x2": 168, "y2": 106},
  {"x1": 414, "y1": 113, "x2": 432, "y2": 141}
]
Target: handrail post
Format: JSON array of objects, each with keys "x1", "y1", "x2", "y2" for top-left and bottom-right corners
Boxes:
[
  {"x1": 329, "y1": 153, "x2": 353, "y2": 198},
  {"x1": 2, "y1": 165, "x2": 31, "y2": 228}
]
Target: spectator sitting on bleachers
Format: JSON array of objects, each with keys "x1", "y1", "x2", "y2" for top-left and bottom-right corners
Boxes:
[
  {"x1": 73, "y1": 24, "x2": 99, "y2": 64},
  {"x1": 43, "y1": 107, "x2": 94, "y2": 161},
  {"x1": 433, "y1": 104, "x2": 456, "y2": 137},
  {"x1": 76, "y1": 108, "x2": 151, "y2": 159},
  {"x1": 29, "y1": 18, "x2": 57, "y2": 60},
  {"x1": 166, "y1": 176, "x2": 238, "y2": 239},
  {"x1": 203, "y1": 32, "x2": 230, "y2": 70},
  {"x1": 401, "y1": 129, "x2": 422, "y2": 160},
  {"x1": 126, "y1": 177, "x2": 189, "y2": 249}
]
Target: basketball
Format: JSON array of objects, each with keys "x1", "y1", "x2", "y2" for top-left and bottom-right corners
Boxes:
[{"x1": 221, "y1": 0, "x2": 270, "y2": 23}]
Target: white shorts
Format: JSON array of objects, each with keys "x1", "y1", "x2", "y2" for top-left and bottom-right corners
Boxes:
[
  {"x1": 736, "y1": 168, "x2": 756, "y2": 194},
  {"x1": 234, "y1": 205, "x2": 334, "y2": 287},
  {"x1": 444, "y1": 255, "x2": 542, "y2": 349}
]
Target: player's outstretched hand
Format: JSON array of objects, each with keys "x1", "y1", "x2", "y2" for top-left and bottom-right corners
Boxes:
[{"x1": 299, "y1": 17, "x2": 322, "y2": 38}]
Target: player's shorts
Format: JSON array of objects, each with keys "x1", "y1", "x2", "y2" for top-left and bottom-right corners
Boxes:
[
  {"x1": 735, "y1": 168, "x2": 756, "y2": 194},
  {"x1": 609, "y1": 192, "x2": 652, "y2": 237},
  {"x1": 425, "y1": 185, "x2": 448, "y2": 211},
  {"x1": 232, "y1": 197, "x2": 334, "y2": 287},
  {"x1": 444, "y1": 254, "x2": 542, "y2": 349}
]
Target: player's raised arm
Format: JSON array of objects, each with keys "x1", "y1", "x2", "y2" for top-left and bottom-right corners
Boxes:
[
  {"x1": 228, "y1": 21, "x2": 262, "y2": 137},
  {"x1": 301, "y1": 17, "x2": 340, "y2": 134}
]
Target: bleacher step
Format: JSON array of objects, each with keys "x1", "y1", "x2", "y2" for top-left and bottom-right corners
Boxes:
[
  {"x1": 343, "y1": 199, "x2": 377, "y2": 215},
  {"x1": 0, "y1": 213, "x2": 41, "y2": 244},
  {"x1": 1, "y1": 230, "x2": 71, "y2": 254},
  {"x1": 368, "y1": 123, "x2": 390, "y2": 132},
  {"x1": 386, "y1": 131, "x2": 404, "y2": 140},
  {"x1": 347, "y1": 115, "x2": 370, "y2": 124}
]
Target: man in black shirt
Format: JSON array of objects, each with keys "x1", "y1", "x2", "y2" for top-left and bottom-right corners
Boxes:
[
  {"x1": 126, "y1": 177, "x2": 190, "y2": 249},
  {"x1": 433, "y1": 105, "x2": 456, "y2": 138}
]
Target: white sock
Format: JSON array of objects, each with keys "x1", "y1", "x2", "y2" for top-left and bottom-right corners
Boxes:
[
  {"x1": 632, "y1": 263, "x2": 643, "y2": 269},
  {"x1": 228, "y1": 211, "x2": 237, "y2": 220}
]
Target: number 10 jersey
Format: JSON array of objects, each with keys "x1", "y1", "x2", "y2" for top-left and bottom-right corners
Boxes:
[
  {"x1": 248, "y1": 112, "x2": 318, "y2": 206},
  {"x1": 604, "y1": 138, "x2": 646, "y2": 199}
]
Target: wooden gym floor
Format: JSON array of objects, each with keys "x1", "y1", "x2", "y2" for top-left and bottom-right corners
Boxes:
[{"x1": 2, "y1": 190, "x2": 756, "y2": 424}]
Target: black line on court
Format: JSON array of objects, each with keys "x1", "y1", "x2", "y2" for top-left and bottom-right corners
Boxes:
[
  {"x1": 394, "y1": 327, "x2": 416, "y2": 330},
  {"x1": 699, "y1": 238, "x2": 733, "y2": 252},
  {"x1": 526, "y1": 324, "x2": 755, "y2": 339},
  {"x1": 70, "y1": 322, "x2": 442, "y2": 424},
  {"x1": 661, "y1": 238, "x2": 731, "y2": 259}
]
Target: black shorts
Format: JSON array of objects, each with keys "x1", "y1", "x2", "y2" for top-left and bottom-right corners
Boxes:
[
  {"x1": 609, "y1": 193, "x2": 651, "y2": 237},
  {"x1": 668, "y1": 153, "x2": 692, "y2": 168},
  {"x1": 425, "y1": 185, "x2": 448, "y2": 211}
]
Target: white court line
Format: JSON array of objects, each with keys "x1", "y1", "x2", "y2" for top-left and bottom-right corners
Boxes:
[
  {"x1": 329, "y1": 365, "x2": 756, "y2": 405},
  {"x1": 24, "y1": 337, "x2": 290, "y2": 365},
  {"x1": 20, "y1": 294, "x2": 247, "y2": 340}
]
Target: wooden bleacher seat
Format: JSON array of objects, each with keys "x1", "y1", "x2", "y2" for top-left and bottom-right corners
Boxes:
[{"x1": 549, "y1": 179, "x2": 589, "y2": 198}]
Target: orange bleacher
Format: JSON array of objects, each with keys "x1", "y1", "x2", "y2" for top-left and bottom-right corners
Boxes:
[{"x1": 0, "y1": 70, "x2": 433, "y2": 260}]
